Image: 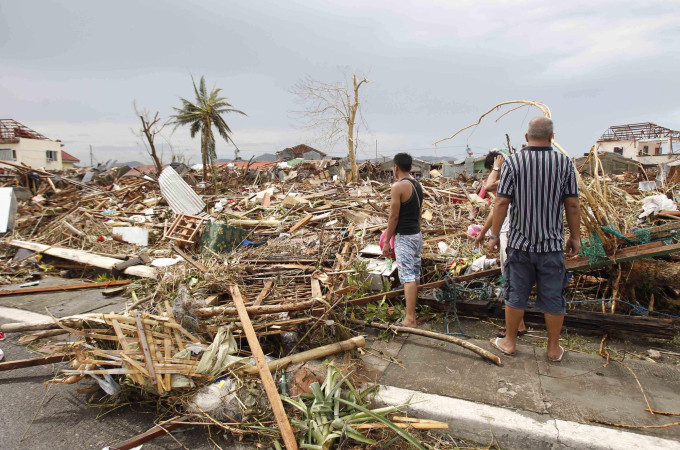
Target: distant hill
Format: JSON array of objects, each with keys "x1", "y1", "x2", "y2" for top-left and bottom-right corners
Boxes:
[
  {"x1": 118, "y1": 160, "x2": 145, "y2": 167},
  {"x1": 254, "y1": 153, "x2": 279, "y2": 162}
]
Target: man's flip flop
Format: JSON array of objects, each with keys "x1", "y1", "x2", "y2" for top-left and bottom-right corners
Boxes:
[
  {"x1": 549, "y1": 346, "x2": 566, "y2": 362},
  {"x1": 496, "y1": 329, "x2": 527, "y2": 338},
  {"x1": 490, "y1": 337, "x2": 515, "y2": 356}
]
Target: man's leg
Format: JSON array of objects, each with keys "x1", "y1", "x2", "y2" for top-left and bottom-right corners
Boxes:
[
  {"x1": 500, "y1": 233, "x2": 526, "y2": 334},
  {"x1": 536, "y1": 251, "x2": 568, "y2": 360},
  {"x1": 502, "y1": 305, "x2": 526, "y2": 352},
  {"x1": 544, "y1": 313, "x2": 565, "y2": 360},
  {"x1": 395, "y1": 233, "x2": 420, "y2": 328},
  {"x1": 495, "y1": 248, "x2": 534, "y2": 354},
  {"x1": 403, "y1": 281, "x2": 418, "y2": 327}
]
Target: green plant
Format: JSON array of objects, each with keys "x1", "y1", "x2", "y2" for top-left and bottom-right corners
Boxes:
[
  {"x1": 345, "y1": 260, "x2": 373, "y2": 299},
  {"x1": 171, "y1": 75, "x2": 246, "y2": 182},
  {"x1": 95, "y1": 273, "x2": 123, "y2": 282},
  {"x1": 364, "y1": 298, "x2": 404, "y2": 324},
  {"x1": 282, "y1": 362, "x2": 424, "y2": 450}
]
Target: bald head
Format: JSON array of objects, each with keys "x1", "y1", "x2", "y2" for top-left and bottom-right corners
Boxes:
[{"x1": 526, "y1": 117, "x2": 554, "y2": 144}]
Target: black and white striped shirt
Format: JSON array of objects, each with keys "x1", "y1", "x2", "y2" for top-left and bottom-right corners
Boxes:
[{"x1": 497, "y1": 146, "x2": 579, "y2": 253}]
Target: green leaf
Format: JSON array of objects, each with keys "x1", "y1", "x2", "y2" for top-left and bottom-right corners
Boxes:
[
  {"x1": 345, "y1": 428, "x2": 377, "y2": 445},
  {"x1": 335, "y1": 398, "x2": 426, "y2": 450}
]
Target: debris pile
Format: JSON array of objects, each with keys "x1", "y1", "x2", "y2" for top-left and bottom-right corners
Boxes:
[{"x1": 0, "y1": 149, "x2": 679, "y2": 447}]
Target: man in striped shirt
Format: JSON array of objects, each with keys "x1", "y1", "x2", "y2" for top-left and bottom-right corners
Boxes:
[{"x1": 488, "y1": 117, "x2": 581, "y2": 362}]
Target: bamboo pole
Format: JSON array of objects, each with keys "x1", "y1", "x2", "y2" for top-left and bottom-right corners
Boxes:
[
  {"x1": 349, "y1": 319, "x2": 501, "y2": 366},
  {"x1": 241, "y1": 336, "x2": 365, "y2": 375}
]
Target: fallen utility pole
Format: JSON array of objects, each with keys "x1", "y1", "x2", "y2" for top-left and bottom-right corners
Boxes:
[
  {"x1": 241, "y1": 336, "x2": 366, "y2": 375},
  {"x1": 348, "y1": 319, "x2": 501, "y2": 366},
  {"x1": 0, "y1": 280, "x2": 129, "y2": 297},
  {"x1": 229, "y1": 285, "x2": 298, "y2": 450},
  {"x1": 8, "y1": 240, "x2": 156, "y2": 279}
]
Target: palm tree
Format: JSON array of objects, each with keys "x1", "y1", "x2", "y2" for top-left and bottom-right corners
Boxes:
[{"x1": 171, "y1": 76, "x2": 246, "y2": 181}]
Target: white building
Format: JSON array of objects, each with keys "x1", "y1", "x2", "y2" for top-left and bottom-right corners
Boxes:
[
  {"x1": 0, "y1": 119, "x2": 65, "y2": 170},
  {"x1": 596, "y1": 122, "x2": 680, "y2": 166}
]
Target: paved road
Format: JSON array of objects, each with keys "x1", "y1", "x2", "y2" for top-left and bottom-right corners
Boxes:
[{"x1": 0, "y1": 277, "x2": 246, "y2": 449}]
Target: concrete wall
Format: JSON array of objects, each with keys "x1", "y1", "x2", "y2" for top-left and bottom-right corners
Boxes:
[
  {"x1": 598, "y1": 139, "x2": 669, "y2": 160},
  {"x1": 0, "y1": 138, "x2": 62, "y2": 169}
]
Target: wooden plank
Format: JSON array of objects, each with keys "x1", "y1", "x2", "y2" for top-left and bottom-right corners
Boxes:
[
  {"x1": 253, "y1": 280, "x2": 274, "y2": 306},
  {"x1": 262, "y1": 191, "x2": 271, "y2": 207},
  {"x1": 107, "y1": 415, "x2": 191, "y2": 450},
  {"x1": 135, "y1": 314, "x2": 158, "y2": 386},
  {"x1": 0, "y1": 280, "x2": 130, "y2": 297},
  {"x1": 0, "y1": 353, "x2": 71, "y2": 371},
  {"x1": 7, "y1": 240, "x2": 156, "y2": 279},
  {"x1": 172, "y1": 244, "x2": 208, "y2": 273},
  {"x1": 288, "y1": 214, "x2": 313, "y2": 233},
  {"x1": 229, "y1": 285, "x2": 298, "y2": 450},
  {"x1": 311, "y1": 278, "x2": 322, "y2": 299}
]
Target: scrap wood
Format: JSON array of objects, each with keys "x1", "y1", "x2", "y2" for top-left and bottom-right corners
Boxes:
[
  {"x1": 0, "y1": 280, "x2": 129, "y2": 297},
  {"x1": 195, "y1": 298, "x2": 319, "y2": 318},
  {"x1": 349, "y1": 319, "x2": 501, "y2": 366},
  {"x1": 354, "y1": 417, "x2": 449, "y2": 430},
  {"x1": 427, "y1": 299, "x2": 679, "y2": 339},
  {"x1": 228, "y1": 284, "x2": 298, "y2": 450},
  {"x1": 8, "y1": 240, "x2": 157, "y2": 279},
  {"x1": 252, "y1": 279, "x2": 274, "y2": 306},
  {"x1": 109, "y1": 415, "x2": 192, "y2": 450},
  {"x1": 241, "y1": 336, "x2": 366, "y2": 375},
  {"x1": 0, "y1": 353, "x2": 73, "y2": 371},
  {"x1": 171, "y1": 244, "x2": 208, "y2": 273},
  {"x1": 289, "y1": 213, "x2": 314, "y2": 233}
]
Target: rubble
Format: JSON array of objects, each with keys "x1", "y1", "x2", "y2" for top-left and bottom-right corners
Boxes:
[{"x1": 0, "y1": 151, "x2": 679, "y2": 448}]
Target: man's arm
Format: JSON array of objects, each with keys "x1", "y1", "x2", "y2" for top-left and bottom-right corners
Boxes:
[
  {"x1": 475, "y1": 209, "x2": 494, "y2": 248},
  {"x1": 490, "y1": 197, "x2": 510, "y2": 236},
  {"x1": 564, "y1": 196, "x2": 581, "y2": 257},
  {"x1": 484, "y1": 155, "x2": 504, "y2": 193},
  {"x1": 382, "y1": 183, "x2": 402, "y2": 256}
]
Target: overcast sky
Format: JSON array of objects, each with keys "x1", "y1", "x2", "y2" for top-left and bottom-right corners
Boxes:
[{"x1": 1, "y1": 0, "x2": 679, "y2": 166}]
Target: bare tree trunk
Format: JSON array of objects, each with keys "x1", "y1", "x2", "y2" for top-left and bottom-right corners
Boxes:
[
  {"x1": 140, "y1": 116, "x2": 163, "y2": 175},
  {"x1": 347, "y1": 73, "x2": 364, "y2": 182},
  {"x1": 134, "y1": 105, "x2": 165, "y2": 175}
]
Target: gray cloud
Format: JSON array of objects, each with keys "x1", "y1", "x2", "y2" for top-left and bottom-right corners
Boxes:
[{"x1": 1, "y1": 0, "x2": 678, "y2": 165}]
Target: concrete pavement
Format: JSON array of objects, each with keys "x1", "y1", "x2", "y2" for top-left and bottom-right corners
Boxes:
[{"x1": 360, "y1": 324, "x2": 680, "y2": 448}]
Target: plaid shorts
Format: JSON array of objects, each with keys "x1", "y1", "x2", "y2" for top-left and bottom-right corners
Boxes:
[{"x1": 394, "y1": 232, "x2": 423, "y2": 283}]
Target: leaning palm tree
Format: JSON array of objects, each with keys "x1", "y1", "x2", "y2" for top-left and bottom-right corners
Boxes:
[{"x1": 171, "y1": 75, "x2": 246, "y2": 181}]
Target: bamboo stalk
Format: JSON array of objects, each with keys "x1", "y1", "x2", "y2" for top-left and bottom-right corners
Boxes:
[{"x1": 349, "y1": 319, "x2": 501, "y2": 366}]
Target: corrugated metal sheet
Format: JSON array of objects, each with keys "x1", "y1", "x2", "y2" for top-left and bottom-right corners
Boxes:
[{"x1": 158, "y1": 166, "x2": 205, "y2": 215}]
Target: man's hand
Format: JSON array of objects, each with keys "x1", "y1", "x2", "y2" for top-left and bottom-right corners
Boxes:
[
  {"x1": 493, "y1": 155, "x2": 504, "y2": 169},
  {"x1": 475, "y1": 230, "x2": 486, "y2": 249},
  {"x1": 487, "y1": 237, "x2": 500, "y2": 253},
  {"x1": 565, "y1": 236, "x2": 580, "y2": 257},
  {"x1": 382, "y1": 241, "x2": 392, "y2": 257}
]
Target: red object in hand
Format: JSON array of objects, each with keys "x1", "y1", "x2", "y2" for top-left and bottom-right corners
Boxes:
[{"x1": 380, "y1": 230, "x2": 396, "y2": 258}]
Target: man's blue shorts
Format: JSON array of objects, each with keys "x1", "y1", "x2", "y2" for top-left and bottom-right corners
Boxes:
[{"x1": 504, "y1": 248, "x2": 568, "y2": 315}]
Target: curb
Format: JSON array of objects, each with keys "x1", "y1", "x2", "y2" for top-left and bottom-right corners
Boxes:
[{"x1": 375, "y1": 385, "x2": 680, "y2": 450}]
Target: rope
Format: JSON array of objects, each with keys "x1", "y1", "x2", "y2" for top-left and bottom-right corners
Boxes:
[{"x1": 434, "y1": 276, "x2": 495, "y2": 336}]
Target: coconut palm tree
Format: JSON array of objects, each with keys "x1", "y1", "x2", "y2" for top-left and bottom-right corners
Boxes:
[{"x1": 171, "y1": 75, "x2": 246, "y2": 181}]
